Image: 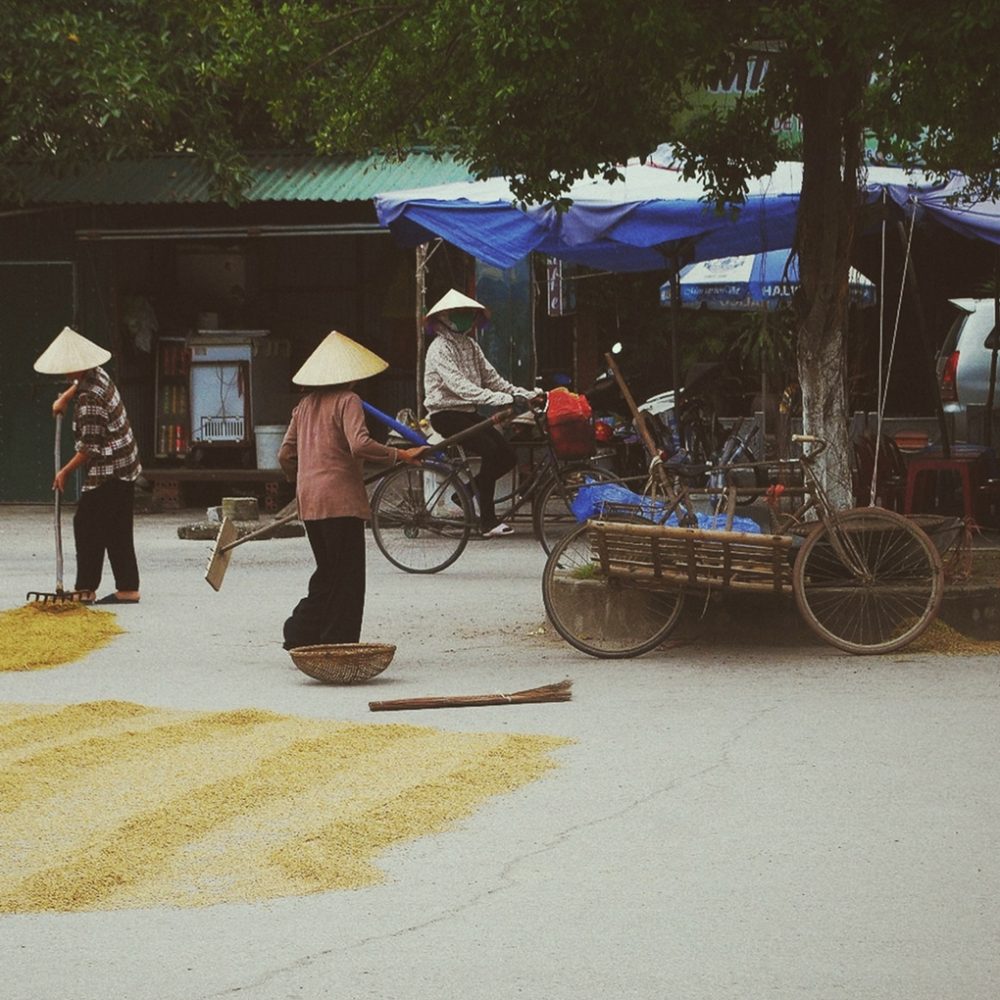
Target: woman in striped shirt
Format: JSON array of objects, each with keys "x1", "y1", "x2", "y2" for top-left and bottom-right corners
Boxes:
[{"x1": 36, "y1": 327, "x2": 142, "y2": 605}]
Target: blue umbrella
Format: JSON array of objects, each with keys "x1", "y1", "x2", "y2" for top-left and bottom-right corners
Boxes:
[{"x1": 660, "y1": 248, "x2": 877, "y2": 310}]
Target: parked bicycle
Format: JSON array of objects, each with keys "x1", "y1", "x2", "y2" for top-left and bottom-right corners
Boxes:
[
  {"x1": 369, "y1": 396, "x2": 621, "y2": 573},
  {"x1": 648, "y1": 411, "x2": 765, "y2": 511},
  {"x1": 542, "y1": 434, "x2": 945, "y2": 657}
]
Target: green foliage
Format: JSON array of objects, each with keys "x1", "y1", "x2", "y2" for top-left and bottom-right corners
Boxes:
[
  {"x1": 729, "y1": 310, "x2": 797, "y2": 390},
  {"x1": 0, "y1": 0, "x2": 279, "y2": 202},
  {"x1": 671, "y1": 97, "x2": 781, "y2": 205},
  {"x1": 864, "y1": 4, "x2": 1000, "y2": 192},
  {"x1": 2, "y1": 1, "x2": 998, "y2": 207}
]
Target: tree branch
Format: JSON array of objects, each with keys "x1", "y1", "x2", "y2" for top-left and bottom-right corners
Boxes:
[{"x1": 303, "y1": 3, "x2": 423, "y2": 73}]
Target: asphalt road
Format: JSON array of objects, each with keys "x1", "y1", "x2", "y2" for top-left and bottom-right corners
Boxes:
[{"x1": 1, "y1": 505, "x2": 998, "y2": 1000}]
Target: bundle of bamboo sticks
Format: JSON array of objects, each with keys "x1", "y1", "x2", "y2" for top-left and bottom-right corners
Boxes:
[{"x1": 369, "y1": 679, "x2": 572, "y2": 712}]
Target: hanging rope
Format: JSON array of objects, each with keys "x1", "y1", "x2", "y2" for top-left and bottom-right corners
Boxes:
[
  {"x1": 870, "y1": 191, "x2": 888, "y2": 506},
  {"x1": 869, "y1": 194, "x2": 917, "y2": 506}
]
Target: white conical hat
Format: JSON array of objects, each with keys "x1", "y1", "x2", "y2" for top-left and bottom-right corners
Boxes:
[
  {"x1": 425, "y1": 288, "x2": 486, "y2": 318},
  {"x1": 292, "y1": 331, "x2": 389, "y2": 386},
  {"x1": 33, "y1": 326, "x2": 112, "y2": 374}
]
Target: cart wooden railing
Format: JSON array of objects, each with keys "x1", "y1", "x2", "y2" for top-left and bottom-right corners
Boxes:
[{"x1": 587, "y1": 518, "x2": 796, "y2": 594}]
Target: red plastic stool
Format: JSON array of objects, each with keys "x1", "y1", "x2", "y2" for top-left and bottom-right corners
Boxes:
[{"x1": 903, "y1": 456, "x2": 982, "y2": 522}]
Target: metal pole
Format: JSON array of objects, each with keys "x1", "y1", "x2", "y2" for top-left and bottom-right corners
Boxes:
[
  {"x1": 896, "y1": 222, "x2": 951, "y2": 457},
  {"x1": 671, "y1": 254, "x2": 682, "y2": 397},
  {"x1": 572, "y1": 315, "x2": 579, "y2": 391},
  {"x1": 984, "y1": 247, "x2": 999, "y2": 448},
  {"x1": 415, "y1": 242, "x2": 427, "y2": 415},
  {"x1": 759, "y1": 309, "x2": 768, "y2": 455}
]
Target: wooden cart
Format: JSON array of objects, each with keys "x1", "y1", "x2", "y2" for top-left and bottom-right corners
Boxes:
[
  {"x1": 546, "y1": 356, "x2": 947, "y2": 658},
  {"x1": 542, "y1": 500, "x2": 944, "y2": 657},
  {"x1": 542, "y1": 478, "x2": 947, "y2": 659}
]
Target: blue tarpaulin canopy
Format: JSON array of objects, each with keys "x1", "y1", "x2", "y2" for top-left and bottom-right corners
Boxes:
[
  {"x1": 374, "y1": 156, "x2": 947, "y2": 273},
  {"x1": 887, "y1": 175, "x2": 1000, "y2": 248}
]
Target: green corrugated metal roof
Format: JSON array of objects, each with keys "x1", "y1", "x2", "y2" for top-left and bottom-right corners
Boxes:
[{"x1": 9, "y1": 150, "x2": 477, "y2": 206}]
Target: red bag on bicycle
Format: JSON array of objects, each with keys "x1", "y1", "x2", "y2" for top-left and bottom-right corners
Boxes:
[{"x1": 546, "y1": 387, "x2": 594, "y2": 459}]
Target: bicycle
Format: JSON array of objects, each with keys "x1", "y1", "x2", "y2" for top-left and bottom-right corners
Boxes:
[
  {"x1": 661, "y1": 413, "x2": 765, "y2": 512},
  {"x1": 665, "y1": 393, "x2": 768, "y2": 502},
  {"x1": 368, "y1": 397, "x2": 621, "y2": 573},
  {"x1": 542, "y1": 434, "x2": 946, "y2": 657}
]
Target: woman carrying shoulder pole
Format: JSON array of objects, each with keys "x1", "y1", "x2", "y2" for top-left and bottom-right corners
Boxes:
[{"x1": 278, "y1": 331, "x2": 427, "y2": 650}]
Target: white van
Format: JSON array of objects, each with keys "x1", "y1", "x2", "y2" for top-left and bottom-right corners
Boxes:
[{"x1": 936, "y1": 298, "x2": 1000, "y2": 409}]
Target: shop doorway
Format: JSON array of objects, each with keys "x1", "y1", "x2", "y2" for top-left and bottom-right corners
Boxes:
[{"x1": 0, "y1": 262, "x2": 77, "y2": 502}]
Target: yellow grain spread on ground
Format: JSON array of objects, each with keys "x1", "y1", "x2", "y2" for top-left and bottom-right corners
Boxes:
[
  {"x1": 0, "y1": 700, "x2": 570, "y2": 912},
  {"x1": 0, "y1": 604, "x2": 123, "y2": 671},
  {"x1": 905, "y1": 619, "x2": 1000, "y2": 655}
]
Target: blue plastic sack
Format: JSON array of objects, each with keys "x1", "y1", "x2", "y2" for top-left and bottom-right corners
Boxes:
[{"x1": 570, "y1": 479, "x2": 762, "y2": 534}]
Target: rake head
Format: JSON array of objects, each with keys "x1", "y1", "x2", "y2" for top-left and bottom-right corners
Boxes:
[
  {"x1": 205, "y1": 517, "x2": 239, "y2": 591},
  {"x1": 25, "y1": 589, "x2": 91, "y2": 605}
]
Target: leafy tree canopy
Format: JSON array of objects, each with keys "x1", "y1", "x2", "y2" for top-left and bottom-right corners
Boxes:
[{"x1": 2, "y1": 2, "x2": 997, "y2": 204}]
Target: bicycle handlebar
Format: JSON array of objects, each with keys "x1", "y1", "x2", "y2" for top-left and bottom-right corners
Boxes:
[{"x1": 791, "y1": 433, "x2": 828, "y2": 459}]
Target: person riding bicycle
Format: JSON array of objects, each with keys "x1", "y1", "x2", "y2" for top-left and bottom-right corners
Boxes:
[{"x1": 423, "y1": 289, "x2": 541, "y2": 537}]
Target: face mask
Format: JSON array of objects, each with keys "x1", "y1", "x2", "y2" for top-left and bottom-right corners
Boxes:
[{"x1": 447, "y1": 311, "x2": 477, "y2": 334}]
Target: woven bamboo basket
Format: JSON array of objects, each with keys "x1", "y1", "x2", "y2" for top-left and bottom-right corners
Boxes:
[{"x1": 289, "y1": 643, "x2": 396, "y2": 683}]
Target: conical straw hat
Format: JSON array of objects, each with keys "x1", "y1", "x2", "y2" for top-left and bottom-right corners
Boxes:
[
  {"x1": 426, "y1": 288, "x2": 486, "y2": 318},
  {"x1": 292, "y1": 331, "x2": 389, "y2": 386},
  {"x1": 33, "y1": 326, "x2": 112, "y2": 374}
]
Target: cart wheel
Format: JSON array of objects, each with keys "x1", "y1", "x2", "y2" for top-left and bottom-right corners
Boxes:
[
  {"x1": 533, "y1": 465, "x2": 623, "y2": 555},
  {"x1": 792, "y1": 507, "x2": 944, "y2": 654},
  {"x1": 371, "y1": 462, "x2": 473, "y2": 573},
  {"x1": 542, "y1": 522, "x2": 685, "y2": 658}
]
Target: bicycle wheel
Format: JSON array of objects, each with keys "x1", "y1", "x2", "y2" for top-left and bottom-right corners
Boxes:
[
  {"x1": 533, "y1": 464, "x2": 623, "y2": 555},
  {"x1": 792, "y1": 507, "x2": 944, "y2": 654},
  {"x1": 370, "y1": 462, "x2": 473, "y2": 573},
  {"x1": 542, "y1": 523, "x2": 685, "y2": 658}
]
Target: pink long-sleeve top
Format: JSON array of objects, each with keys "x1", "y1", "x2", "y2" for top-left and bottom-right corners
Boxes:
[{"x1": 277, "y1": 387, "x2": 399, "y2": 521}]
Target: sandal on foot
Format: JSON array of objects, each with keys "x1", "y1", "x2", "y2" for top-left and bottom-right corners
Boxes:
[{"x1": 482, "y1": 522, "x2": 514, "y2": 538}]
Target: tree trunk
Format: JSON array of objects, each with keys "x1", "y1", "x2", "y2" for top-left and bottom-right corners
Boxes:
[
  {"x1": 793, "y1": 60, "x2": 869, "y2": 510},
  {"x1": 798, "y1": 305, "x2": 852, "y2": 506}
]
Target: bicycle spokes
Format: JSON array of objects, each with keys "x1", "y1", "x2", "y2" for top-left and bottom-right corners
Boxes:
[{"x1": 370, "y1": 464, "x2": 473, "y2": 573}]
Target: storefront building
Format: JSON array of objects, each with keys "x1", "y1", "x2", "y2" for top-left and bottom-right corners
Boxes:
[{"x1": 0, "y1": 151, "x2": 481, "y2": 503}]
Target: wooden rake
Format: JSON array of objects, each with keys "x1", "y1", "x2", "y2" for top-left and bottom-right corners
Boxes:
[{"x1": 27, "y1": 413, "x2": 91, "y2": 605}]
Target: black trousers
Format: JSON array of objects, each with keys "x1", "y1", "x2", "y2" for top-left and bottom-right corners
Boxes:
[
  {"x1": 283, "y1": 516, "x2": 366, "y2": 650},
  {"x1": 73, "y1": 478, "x2": 140, "y2": 592},
  {"x1": 429, "y1": 410, "x2": 517, "y2": 531}
]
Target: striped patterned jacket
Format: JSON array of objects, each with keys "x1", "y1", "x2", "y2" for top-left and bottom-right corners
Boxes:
[{"x1": 73, "y1": 366, "x2": 141, "y2": 490}]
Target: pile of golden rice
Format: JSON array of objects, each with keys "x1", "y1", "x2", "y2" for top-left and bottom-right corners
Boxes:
[
  {"x1": 0, "y1": 700, "x2": 569, "y2": 912},
  {"x1": 905, "y1": 619, "x2": 1000, "y2": 655},
  {"x1": 0, "y1": 604, "x2": 122, "y2": 672}
]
